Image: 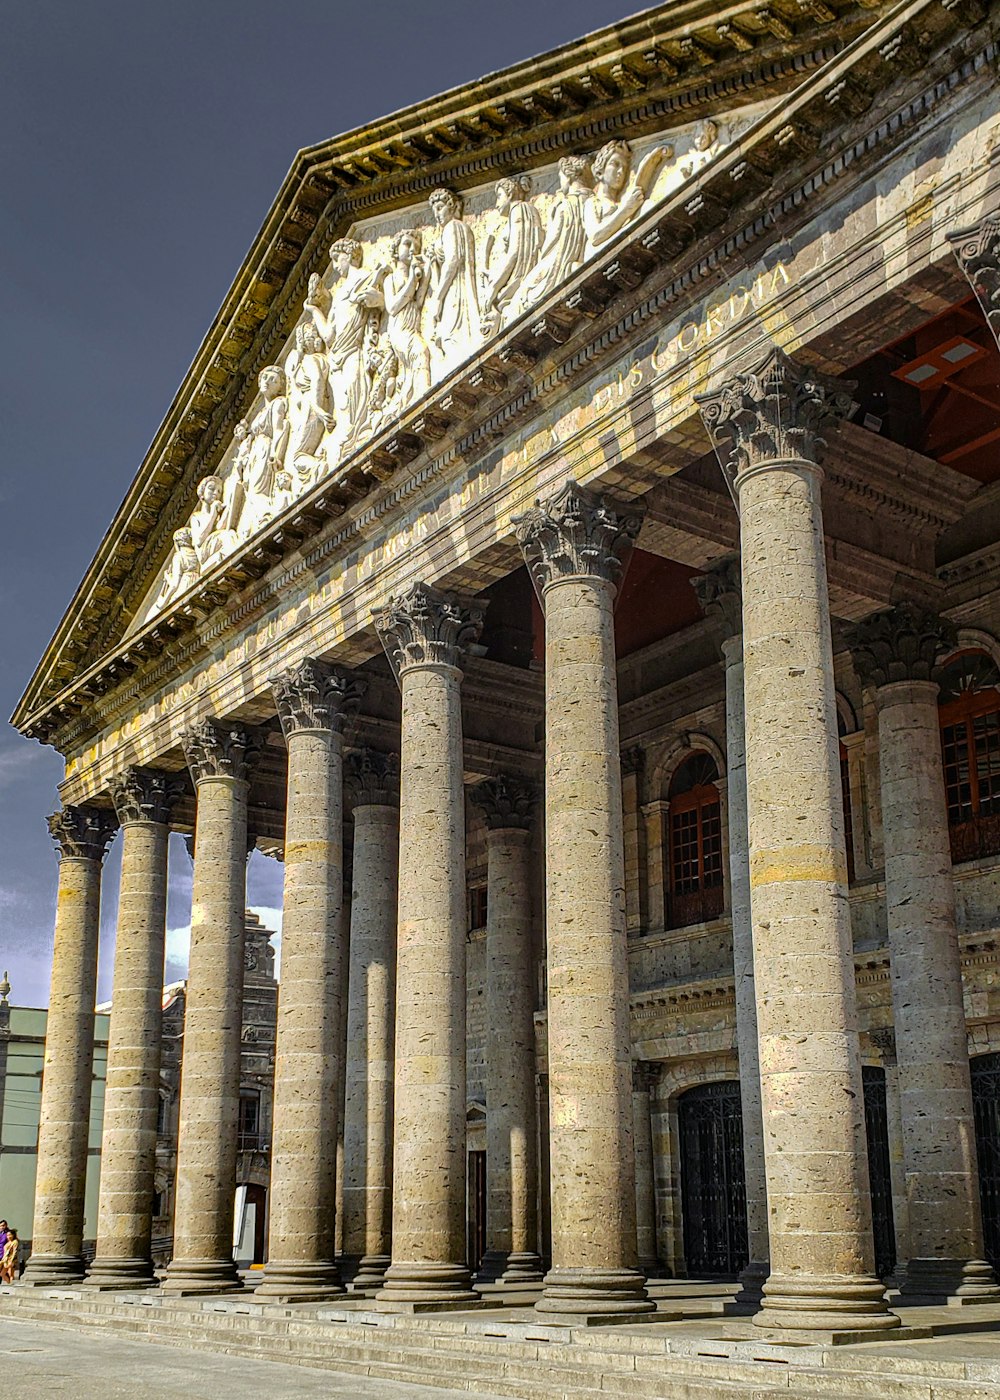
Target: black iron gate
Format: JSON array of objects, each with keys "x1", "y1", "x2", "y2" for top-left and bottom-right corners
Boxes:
[
  {"x1": 678, "y1": 1080, "x2": 749, "y2": 1277},
  {"x1": 972, "y1": 1053, "x2": 1000, "y2": 1271},
  {"x1": 861, "y1": 1066, "x2": 896, "y2": 1280}
]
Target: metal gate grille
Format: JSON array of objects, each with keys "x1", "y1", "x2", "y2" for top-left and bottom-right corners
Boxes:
[
  {"x1": 862, "y1": 1066, "x2": 896, "y2": 1280},
  {"x1": 678, "y1": 1080, "x2": 749, "y2": 1277},
  {"x1": 972, "y1": 1053, "x2": 1000, "y2": 1271}
]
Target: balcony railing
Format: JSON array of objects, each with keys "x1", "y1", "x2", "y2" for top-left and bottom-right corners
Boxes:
[
  {"x1": 950, "y1": 814, "x2": 1000, "y2": 865},
  {"x1": 237, "y1": 1132, "x2": 269, "y2": 1153},
  {"x1": 667, "y1": 883, "x2": 725, "y2": 932}
]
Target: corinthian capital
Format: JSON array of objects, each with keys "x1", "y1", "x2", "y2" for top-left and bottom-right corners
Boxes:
[
  {"x1": 345, "y1": 748, "x2": 400, "y2": 808},
  {"x1": 695, "y1": 347, "x2": 855, "y2": 495},
  {"x1": 374, "y1": 582, "x2": 484, "y2": 681},
  {"x1": 108, "y1": 767, "x2": 183, "y2": 826},
  {"x1": 181, "y1": 719, "x2": 254, "y2": 784},
  {"x1": 270, "y1": 658, "x2": 365, "y2": 737},
  {"x1": 470, "y1": 775, "x2": 537, "y2": 830},
  {"x1": 48, "y1": 805, "x2": 118, "y2": 861},
  {"x1": 948, "y1": 216, "x2": 1000, "y2": 349},
  {"x1": 514, "y1": 480, "x2": 643, "y2": 596},
  {"x1": 692, "y1": 554, "x2": 743, "y2": 644},
  {"x1": 848, "y1": 601, "x2": 957, "y2": 691}
]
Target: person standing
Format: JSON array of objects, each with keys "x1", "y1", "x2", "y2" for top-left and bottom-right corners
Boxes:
[{"x1": 1, "y1": 1229, "x2": 20, "y2": 1284}]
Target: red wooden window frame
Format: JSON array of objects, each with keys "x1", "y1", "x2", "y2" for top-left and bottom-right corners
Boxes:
[
  {"x1": 939, "y1": 651, "x2": 1000, "y2": 864},
  {"x1": 667, "y1": 754, "x2": 724, "y2": 930}
]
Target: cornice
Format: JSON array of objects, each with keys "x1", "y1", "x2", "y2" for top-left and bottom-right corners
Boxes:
[{"x1": 15, "y1": 0, "x2": 994, "y2": 747}]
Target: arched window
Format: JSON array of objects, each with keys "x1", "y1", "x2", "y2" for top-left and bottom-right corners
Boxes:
[
  {"x1": 938, "y1": 650, "x2": 1000, "y2": 863},
  {"x1": 667, "y1": 753, "x2": 724, "y2": 929}
]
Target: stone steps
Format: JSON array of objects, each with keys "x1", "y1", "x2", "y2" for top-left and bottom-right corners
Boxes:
[{"x1": 1, "y1": 1289, "x2": 997, "y2": 1400}]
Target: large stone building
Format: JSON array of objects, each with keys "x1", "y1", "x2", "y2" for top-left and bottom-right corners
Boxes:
[{"x1": 9, "y1": 0, "x2": 1000, "y2": 1351}]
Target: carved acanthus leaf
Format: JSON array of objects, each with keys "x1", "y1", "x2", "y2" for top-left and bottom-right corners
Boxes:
[
  {"x1": 692, "y1": 553, "x2": 743, "y2": 644},
  {"x1": 48, "y1": 805, "x2": 118, "y2": 861},
  {"x1": 694, "y1": 347, "x2": 855, "y2": 497},
  {"x1": 270, "y1": 659, "x2": 365, "y2": 737},
  {"x1": 948, "y1": 216, "x2": 1000, "y2": 350},
  {"x1": 108, "y1": 767, "x2": 184, "y2": 826},
  {"x1": 514, "y1": 480, "x2": 643, "y2": 595},
  {"x1": 847, "y1": 602, "x2": 957, "y2": 691},
  {"x1": 181, "y1": 719, "x2": 254, "y2": 784},
  {"x1": 470, "y1": 775, "x2": 537, "y2": 830},
  {"x1": 345, "y1": 748, "x2": 400, "y2": 808},
  {"x1": 374, "y1": 582, "x2": 484, "y2": 680}
]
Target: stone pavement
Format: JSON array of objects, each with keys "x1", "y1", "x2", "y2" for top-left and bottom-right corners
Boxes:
[{"x1": 0, "y1": 1315, "x2": 510, "y2": 1399}]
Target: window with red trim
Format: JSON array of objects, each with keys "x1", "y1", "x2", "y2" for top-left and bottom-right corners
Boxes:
[
  {"x1": 938, "y1": 650, "x2": 1000, "y2": 863},
  {"x1": 668, "y1": 753, "x2": 724, "y2": 930}
]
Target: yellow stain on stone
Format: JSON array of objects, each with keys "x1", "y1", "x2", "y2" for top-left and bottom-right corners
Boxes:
[{"x1": 749, "y1": 844, "x2": 848, "y2": 888}]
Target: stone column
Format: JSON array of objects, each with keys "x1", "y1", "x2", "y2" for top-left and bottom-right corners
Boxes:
[
  {"x1": 851, "y1": 603, "x2": 999, "y2": 1302},
  {"x1": 342, "y1": 749, "x2": 400, "y2": 1291},
  {"x1": 949, "y1": 216, "x2": 1000, "y2": 352},
  {"x1": 256, "y1": 660, "x2": 362, "y2": 1300},
  {"x1": 693, "y1": 556, "x2": 769, "y2": 1308},
  {"x1": 88, "y1": 770, "x2": 177, "y2": 1289},
  {"x1": 470, "y1": 776, "x2": 542, "y2": 1285},
  {"x1": 373, "y1": 582, "x2": 484, "y2": 1310},
  {"x1": 516, "y1": 481, "x2": 653, "y2": 1320},
  {"x1": 23, "y1": 806, "x2": 117, "y2": 1285},
  {"x1": 163, "y1": 720, "x2": 253, "y2": 1295},
  {"x1": 696, "y1": 348, "x2": 897, "y2": 1334},
  {"x1": 632, "y1": 1062, "x2": 660, "y2": 1276}
]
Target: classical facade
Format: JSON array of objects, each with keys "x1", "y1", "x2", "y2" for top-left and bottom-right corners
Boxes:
[{"x1": 11, "y1": 0, "x2": 1000, "y2": 1341}]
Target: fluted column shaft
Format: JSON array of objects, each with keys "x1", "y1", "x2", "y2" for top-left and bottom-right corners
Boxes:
[
  {"x1": 517, "y1": 481, "x2": 653, "y2": 1320},
  {"x1": 164, "y1": 722, "x2": 251, "y2": 1294},
  {"x1": 850, "y1": 604, "x2": 998, "y2": 1302},
  {"x1": 88, "y1": 772, "x2": 174, "y2": 1288},
  {"x1": 697, "y1": 350, "x2": 896, "y2": 1335},
  {"x1": 23, "y1": 807, "x2": 116, "y2": 1285},
  {"x1": 472, "y1": 780, "x2": 542, "y2": 1284},
  {"x1": 374, "y1": 583, "x2": 483, "y2": 1310},
  {"x1": 343, "y1": 752, "x2": 399, "y2": 1291}
]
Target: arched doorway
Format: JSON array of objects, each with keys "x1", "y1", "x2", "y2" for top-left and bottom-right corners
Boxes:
[
  {"x1": 861, "y1": 1066, "x2": 896, "y2": 1279},
  {"x1": 972, "y1": 1053, "x2": 1000, "y2": 1270},
  {"x1": 678, "y1": 1080, "x2": 748, "y2": 1277}
]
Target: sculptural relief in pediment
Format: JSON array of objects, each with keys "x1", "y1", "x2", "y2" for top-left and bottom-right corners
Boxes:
[{"x1": 138, "y1": 103, "x2": 771, "y2": 626}]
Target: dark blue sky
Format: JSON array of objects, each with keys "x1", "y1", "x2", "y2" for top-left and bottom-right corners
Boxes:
[{"x1": 0, "y1": 0, "x2": 637, "y2": 1006}]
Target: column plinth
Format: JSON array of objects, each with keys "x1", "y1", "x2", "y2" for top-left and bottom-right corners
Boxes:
[
  {"x1": 87, "y1": 770, "x2": 177, "y2": 1290},
  {"x1": 342, "y1": 751, "x2": 399, "y2": 1294},
  {"x1": 517, "y1": 482, "x2": 653, "y2": 1322},
  {"x1": 470, "y1": 781, "x2": 542, "y2": 1286},
  {"x1": 373, "y1": 583, "x2": 484, "y2": 1311},
  {"x1": 256, "y1": 661, "x2": 363, "y2": 1301},
  {"x1": 697, "y1": 350, "x2": 897, "y2": 1335},
  {"x1": 22, "y1": 806, "x2": 117, "y2": 1287},
  {"x1": 850, "y1": 611, "x2": 1000, "y2": 1305},
  {"x1": 163, "y1": 721, "x2": 254, "y2": 1296}
]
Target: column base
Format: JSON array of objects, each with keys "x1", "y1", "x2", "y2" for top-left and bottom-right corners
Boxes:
[
  {"x1": 753, "y1": 1273, "x2": 899, "y2": 1333},
  {"x1": 534, "y1": 1266, "x2": 655, "y2": 1321},
  {"x1": 894, "y1": 1257, "x2": 1000, "y2": 1305},
  {"x1": 85, "y1": 1256, "x2": 158, "y2": 1290},
  {"x1": 476, "y1": 1249, "x2": 544, "y2": 1285},
  {"x1": 375, "y1": 1261, "x2": 483, "y2": 1311},
  {"x1": 162, "y1": 1257, "x2": 244, "y2": 1296},
  {"x1": 20, "y1": 1254, "x2": 87, "y2": 1287},
  {"x1": 350, "y1": 1254, "x2": 391, "y2": 1292},
  {"x1": 253, "y1": 1259, "x2": 344, "y2": 1302},
  {"x1": 728, "y1": 1258, "x2": 768, "y2": 1312}
]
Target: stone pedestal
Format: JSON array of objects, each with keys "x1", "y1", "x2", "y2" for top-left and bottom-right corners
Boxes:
[
  {"x1": 373, "y1": 583, "x2": 484, "y2": 1310},
  {"x1": 342, "y1": 751, "x2": 400, "y2": 1292},
  {"x1": 256, "y1": 661, "x2": 362, "y2": 1301},
  {"x1": 697, "y1": 349, "x2": 897, "y2": 1335},
  {"x1": 517, "y1": 482, "x2": 653, "y2": 1322},
  {"x1": 23, "y1": 807, "x2": 117, "y2": 1286},
  {"x1": 693, "y1": 558, "x2": 769, "y2": 1308},
  {"x1": 470, "y1": 779, "x2": 542, "y2": 1285},
  {"x1": 632, "y1": 1063, "x2": 660, "y2": 1276},
  {"x1": 163, "y1": 721, "x2": 253, "y2": 1296},
  {"x1": 88, "y1": 772, "x2": 175, "y2": 1290},
  {"x1": 851, "y1": 605, "x2": 999, "y2": 1304}
]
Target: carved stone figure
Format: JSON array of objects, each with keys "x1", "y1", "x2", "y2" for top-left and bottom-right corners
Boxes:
[
  {"x1": 189, "y1": 475, "x2": 238, "y2": 568},
  {"x1": 680, "y1": 119, "x2": 719, "y2": 179},
  {"x1": 584, "y1": 139, "x2": 670, "y2": 255},
  {"x1": 371, "y1": 228, "x2": 433, "y2": 413},
  {"x1": 480, "y1": 175, "x2": 543, "y2": 335},
  {"x1": 510, "y1": 155, "x2": 592, "y2": 318},
  {"x1": 149, "y1": 528, "x2": 200, "y2": 616},
  {"x1": 240, "y1": 366, "x2": 289, "y2": 536},
  {"x1": 427, "y1": 189, "x2": 480, "y2": 366},
  {"x1": 285, "y1": 322, "x2": 334, "y2": 485},
  {"x1": 306, "y1": 239, "x2": 372, "y2": 456},
  {"x1": 364, "y1": 319, "x2": 399, "y2": 424}
]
